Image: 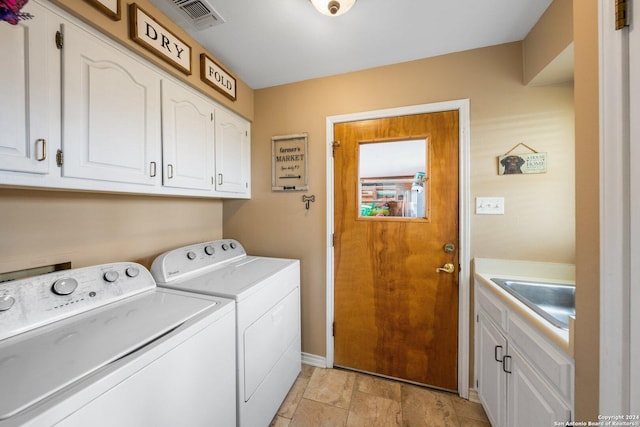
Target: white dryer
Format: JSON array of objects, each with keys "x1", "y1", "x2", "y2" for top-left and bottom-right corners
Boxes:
[
  {"x1": 151, "y1": 239, "x2": 301, "y2": 427},
  {"x1": 0, "y1": 262, "x2": 236, "y2": 427}
]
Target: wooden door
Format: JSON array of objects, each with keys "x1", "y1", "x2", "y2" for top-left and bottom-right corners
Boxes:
[{"x1": 333, "y1": 111, "x2": 459, "y2": 389}]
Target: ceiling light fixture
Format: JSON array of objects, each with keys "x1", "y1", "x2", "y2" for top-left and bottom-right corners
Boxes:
[{"x1": 309, "y1": 0, "x2": 356, "y2": 16}]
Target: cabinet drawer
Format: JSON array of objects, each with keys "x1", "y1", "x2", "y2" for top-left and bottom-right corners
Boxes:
[
  {"x1": 508, "y1": 314, "x2": 573, "y2": 401},
  {"x1": 476, "y1": 282, "x2": 508, "y2": 329}
]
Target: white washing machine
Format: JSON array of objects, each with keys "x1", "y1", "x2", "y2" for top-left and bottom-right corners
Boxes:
[
  {"x1": 151, "y1": 239, "x2": 301, "y2": 427},
  {"x1": 0, "y1": 262, "x2": 236, "y2": 427}
]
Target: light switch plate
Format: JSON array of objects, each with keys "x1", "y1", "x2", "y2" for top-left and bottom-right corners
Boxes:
[{"x1": 476, "y1": 197, "x2": 505, "y2": 215}]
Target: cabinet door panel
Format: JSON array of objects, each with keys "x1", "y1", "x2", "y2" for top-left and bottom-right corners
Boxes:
[
  {"x1": 215, "y1": 108, "x2": 250, "y2": 194},
  {"x1": 476, "y1": 313, "x2": 508, "y2": 427},
  {"x1": 508, "y1": 346, "x2": 571, "y2": 427},
  {"x1": 161, "y1": 80, "x2": 214, "y2": 191},
  {"x1": 0, "y1": 1, "x2": 55, "y2": 174},
  {"x1": 62, "y1": 23, "x2": 161, "y2": 185}
]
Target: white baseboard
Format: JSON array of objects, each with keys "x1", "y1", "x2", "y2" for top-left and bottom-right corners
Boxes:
[
  {"x1": 302, "y1": 352, "x2": 327, "y2": 368},
  {"x1": 467, "y1": 388, "x2": 480, "y2": 403}
]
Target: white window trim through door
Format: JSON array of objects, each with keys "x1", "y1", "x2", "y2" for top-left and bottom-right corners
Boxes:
[
  {"x1": 598, "y1": 0, "x2": 638, "y2": 415},
  {"x1": 325, "y1": 99, "x2": 471, "y2": 399}
]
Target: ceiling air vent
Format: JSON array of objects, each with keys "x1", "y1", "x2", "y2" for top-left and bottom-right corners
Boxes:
[{"x1": 156, "y1": 0, "x2": 225, "y2": 31}]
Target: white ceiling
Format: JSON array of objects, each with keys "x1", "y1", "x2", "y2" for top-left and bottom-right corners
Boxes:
[{"x1": 151, "y1": 0, "x2": 553, "y2": 89}]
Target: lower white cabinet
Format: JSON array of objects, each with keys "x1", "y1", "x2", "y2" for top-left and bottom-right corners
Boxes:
[{"x1": 475, "y1": 282, "x2": 573, "y2": 427}]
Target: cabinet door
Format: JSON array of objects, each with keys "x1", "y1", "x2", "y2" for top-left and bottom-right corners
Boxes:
[
  {"x1": 61, "y1": 23, "x2": 161, "y2": 186},
  {"x1": 215, "y1": 108, "x2": 250, "y2": 194},
  {"x1": 161, "y1": 80, "x2": 214, "y2": 191},
  {"x1": 0, "y1": 1, "x2": 57, "y2": 174},
  {"x1": 507, "y1": 346, "x2": 572, "y2": 427},
  {"x1": 476, "y1": 313, "x2": 508, "y2": 427}
]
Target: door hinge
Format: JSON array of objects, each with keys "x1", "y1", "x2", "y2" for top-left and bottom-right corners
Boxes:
[
  {"x1": 55, "y1": 31, "x2": 63, "y2": 49},
  {"x1": 476, "y1": 314, "x2": 479, "y2": 323},
  {"x1": 332, "y1": 322, "x2": 335, "y2": 337},
  {"x1": 616, "y1": 0, "x2": 629, "y2": 30},
  {"x1": 476, "y1": 379, "x2": 479, "y2": 388},
  {"x1": 332, "y1": 140, "x2": 341, "y2": 157},
  {"x1": 56, "y1": 149, "x2": 63, "y2": 167},
  {"x1": 332, "y1": 233, "x2": 336, "y2": 247},
  {"x1": 211, "y1": 113, "x2": 214, "y2": 121}
]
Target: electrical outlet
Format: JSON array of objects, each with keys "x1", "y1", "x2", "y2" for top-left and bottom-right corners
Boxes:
[{"x1": 476, "y1": 197, "x2": 505, "y2": 215}]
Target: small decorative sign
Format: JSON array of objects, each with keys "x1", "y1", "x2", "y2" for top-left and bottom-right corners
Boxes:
[
  {"x1": 84, "y1": 0, "x2": 121, "y2": 21},
  {"x1": 129, "y1": 4, "x2": 191, "y2": 75},
  {"x1": 272, "y1": 133, "x2": 309, "y2": 191},
  {"x1": 200, "y1": 54, "x2": 237, "y2": 101},
  {"x1": 498, "y1": 143, "x2": 547, "y2": 175}
]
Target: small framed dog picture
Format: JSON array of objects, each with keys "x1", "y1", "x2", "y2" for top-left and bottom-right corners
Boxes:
[{"x1": 498, "y1": 152, "x2": 547, "y2": 175}]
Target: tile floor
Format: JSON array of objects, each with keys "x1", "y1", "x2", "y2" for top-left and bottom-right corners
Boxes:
[{"x1": 271, "y1": 364, "x2": 491, "y2": 427}]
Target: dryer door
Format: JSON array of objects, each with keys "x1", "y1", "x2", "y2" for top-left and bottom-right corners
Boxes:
[{"x1": 243, "y1": 288, "x2": 300, "y2": 401}]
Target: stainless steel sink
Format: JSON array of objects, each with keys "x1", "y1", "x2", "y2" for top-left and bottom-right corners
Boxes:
[{"x1": 490, "y1": 278, "x2": 575, "y2": 330}]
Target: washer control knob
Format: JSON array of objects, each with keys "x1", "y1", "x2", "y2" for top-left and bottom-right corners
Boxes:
[
  {"x1": 0, "y1": 295, "x2": 16, "y2": 311},
  {"x1": 221, "y1": 244, "x2": 229, "y2": 251},
  {"x1": 125, "y1": 266, "x2": 140, "y2": 278},
  {"x1": 103, "y1": 271, "x2": 119, "y2": 283},
  {"x1": 187, "y1": 251, "x2": 197, "y2": 260},
  {"x1": 204, "y1": 245, "x2": 215, "y2": 255},
  {"x1": 52, "y1": 278, "x2": 79, "y2": 295},
  {"x1": 230, "y1": 242, "x2": 237, "y2": 249}
]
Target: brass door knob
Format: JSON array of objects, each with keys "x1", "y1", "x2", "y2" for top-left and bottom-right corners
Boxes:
[{"x1": 436, "y1": 263, "x2": 455, "y2": 274}]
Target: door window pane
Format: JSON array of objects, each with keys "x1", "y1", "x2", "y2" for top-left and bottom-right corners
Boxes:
[{"x1": 358, "y1": 139, "x2": 428, "y2": 219}]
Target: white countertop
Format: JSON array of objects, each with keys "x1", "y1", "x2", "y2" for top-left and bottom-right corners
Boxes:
[{"x1": 474, "y1": 258, "x2": 575, "y2": 356}]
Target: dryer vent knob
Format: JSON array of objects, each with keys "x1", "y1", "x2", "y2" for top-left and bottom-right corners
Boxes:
[
  {"x1": 103, "y1": 271, "x2": 119, "y2": 283},
  {"x1": 52, "y1": 278, "x2": 79, "y2": 295},
  {"x1": 126, "y1": 266, "x2": 140, "y2": 278}
]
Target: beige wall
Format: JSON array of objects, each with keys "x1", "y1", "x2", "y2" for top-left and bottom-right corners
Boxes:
[
  {"x1": 49, "y1": 0, "x2": 254, "y2": 121},
  {"x1": 573, "y1": 0, "x2": 600, "y2": 421},
  {"x1": 223, "y1": 41, "x2": 575, "y2": 358},
  {"x1": 523, "y1": 0, "x2": 574, "y2": 84},
  {"x1": 0, "y1": 189, "x2": 223, "y2": 273}
]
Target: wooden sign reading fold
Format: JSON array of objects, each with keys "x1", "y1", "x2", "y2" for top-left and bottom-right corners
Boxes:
[
  {"x1": 129, "y1": 4, "x2": 191, "y2": 75},
  {"x1": 200, "y1": 54, "x2": 237, "y2": 101}
]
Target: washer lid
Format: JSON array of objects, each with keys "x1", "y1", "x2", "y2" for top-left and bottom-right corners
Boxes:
[
  {"x1": 0, "y1": 289, "x2": 218, "y2": 420},
  {"x1": 167, "y1": 257, "x2": 298, "y2": 300}
]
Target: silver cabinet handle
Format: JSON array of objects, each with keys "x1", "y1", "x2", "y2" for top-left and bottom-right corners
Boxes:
[
  {"x1": 502, "y1": 355, "x2": 512, "y2": 374},
  {"x1": 35, "y1": 139, "x2": 46, "y2": 161},
  {"x1": 150, "y1": 161, "x2": 157, "y2": 177},
  {"x1": 168, "y1": 164, "x2": 174, "y2": 179},
  {"x1": 218, "y1": 173, "x2": 223, "y2": 185},
  {"x1": 494, "y1": 345, "x2": 503, "y2": 363}
]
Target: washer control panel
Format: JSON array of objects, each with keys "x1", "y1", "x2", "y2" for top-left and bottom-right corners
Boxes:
[
  {"x1": 150, "y1": 239, "x2": 246, "y2": 284},
  {"x1": 0, "y1": 262, "x2": 154, "y2": 341}
]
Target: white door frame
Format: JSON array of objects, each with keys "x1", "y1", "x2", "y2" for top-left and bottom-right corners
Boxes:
[
  {"x1": 325, "y1": 99, "x2": 471, "y2": 398},
  {"x1": 598, "y1": 0, "x2": 637, "y2": 415}
]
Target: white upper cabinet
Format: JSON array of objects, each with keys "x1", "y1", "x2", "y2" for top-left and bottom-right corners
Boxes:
[
  {"x1": 0, "y1": 0, "x2": 250, "y2": 199},
  {"x1": 61, "y1": 22, "x2": 161, "y2": 186},
  {"x1": 215, "y1": 108, "x2": 251, "y2": 196},
  {"x1": 0, "y1": 1, "x2": 59, "y2": 175},
  {"x1": 161, "y1": 80, "x2": 215, "y2": 191}
]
